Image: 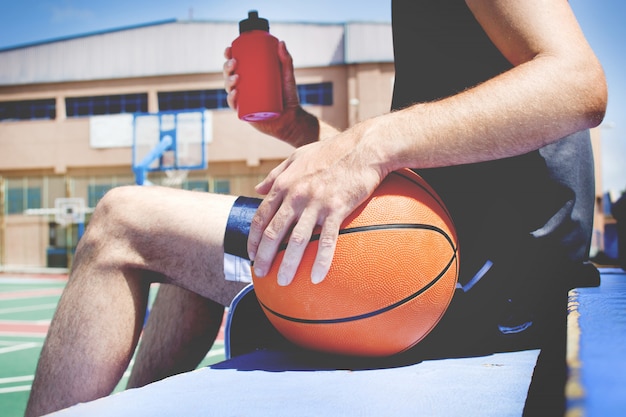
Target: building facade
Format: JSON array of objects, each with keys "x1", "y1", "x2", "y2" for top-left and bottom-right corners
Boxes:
[
  {"x1": 0, "y1": 20, "x2": 395, "y2": 269},
  {"x1": 0, "y1": 18, "x2": 605, "y2": 271}
]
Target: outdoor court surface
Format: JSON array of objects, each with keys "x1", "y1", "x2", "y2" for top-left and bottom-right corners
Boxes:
[{"x1": 0, "y1": 273, "x2": 226, "y2": 417}]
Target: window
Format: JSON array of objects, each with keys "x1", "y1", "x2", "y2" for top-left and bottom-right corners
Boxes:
[
  {"x1": 183, "y1": 180, "x2": 209, "y2": 192},
  {"x1": 6, "y1": 187, "x2": 41, "y2": 214},
  {"x1": 66, "y1": 93, "x2": 147, "y2": 117},
  {"x1": 88, "y1": 184, "x2": 115, "y2": 207},
  {"x1": 213, "y1": 179, "x2": 230, "y2": 195},
  {"x1": 158, "y1": 89, "x2": 229, "y2": 112},
  {"x1": 0, "y1": 99, "x2": 56, "y2": 122},
  {"x1": 158, "y1": 82, "x2": 333, "y2": 112},
  {"x1": 297, "y1": 82, "x2": 333, "y2": 106}
]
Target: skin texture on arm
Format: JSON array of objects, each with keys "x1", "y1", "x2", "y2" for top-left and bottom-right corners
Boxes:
[
  {"x1": 372, "y1": 0, "x2": 607, "y2": 172},
  {"x1": 229, "y1": 0, "x2": 607, "y2": 287}
]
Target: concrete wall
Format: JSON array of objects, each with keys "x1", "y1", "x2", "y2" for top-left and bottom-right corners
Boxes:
[{"x1": 0, "y1": 60, "x2": 395, "y2": 268}]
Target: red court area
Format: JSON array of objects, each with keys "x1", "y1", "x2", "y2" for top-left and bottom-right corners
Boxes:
[
  {"x1": 0, "y1": 274, "x2": 66, "y2": 336},
  {"x1": 0, "y1": 275, "x2": 226, "y2": 339},
  {"x1": 0, "y1": 274, "x2": 67, "y2": 417}
]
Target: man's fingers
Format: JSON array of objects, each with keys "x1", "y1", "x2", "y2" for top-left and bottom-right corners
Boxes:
[
  {"x1": 254, "y1": 158, "x2": 290, "y2": 195},
  {"x1": 276, "y1": 212, "x2": 318, "y2": 286},
  {"x1": 247, "y1": 159, "x2": 293, "y2": 265},
  {"x1": 251, "y1": 204, "x2": 295, "y2": 279},
  {"x1": 223, "y1": 46, "x2": 232, "y2": 60},
  {"x1": 222, "y1": 56, "x2": 236, "y2": 85},
  {"x1": 223, "y1": 55, "x2": 238, "y2": 109},
  {"x1": 247, "y1": 195, "x2": 276, "y2": 263},
  {"x1": 310, "y1": 218, "x2": 341, "y2": 284},
  {"x1": 252, "y1": 207, "x2": 341, "y2": 286},
  {"x1": 226, "y1": 87, "x2": 237, "y2": 111}
]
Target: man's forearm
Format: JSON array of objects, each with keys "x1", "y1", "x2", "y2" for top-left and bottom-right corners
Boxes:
[{"x1": 276, "y1": 106, "x2": 341, "y2": 148}]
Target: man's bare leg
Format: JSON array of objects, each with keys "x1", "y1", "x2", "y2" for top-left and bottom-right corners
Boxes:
[
  {"x1": 127, "y1": 284, "x2": 225, "y2": 388},
  {"x1": 26, "y1": 186, "x2": 247, "y2": 417}
]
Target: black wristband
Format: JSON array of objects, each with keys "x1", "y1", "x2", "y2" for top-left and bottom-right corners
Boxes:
[{"x1": 224, "y1": 196, "x2": 262, "y2": 260}]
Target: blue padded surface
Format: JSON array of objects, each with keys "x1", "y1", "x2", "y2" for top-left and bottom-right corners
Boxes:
[
  {"x1": 51, "y1": 349, "x2": 539, "y2": 417},
  {"x1": 566, "y1": 268, "x2": 626, "y2": 416}
]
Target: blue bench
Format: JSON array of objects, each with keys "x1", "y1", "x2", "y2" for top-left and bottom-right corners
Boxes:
[
  {"x1": 50, "y1": 269, "x2": 625, "y2": 417},
  {"x1": 565, "y1": 267, "x2": 626, "y2": 416}
]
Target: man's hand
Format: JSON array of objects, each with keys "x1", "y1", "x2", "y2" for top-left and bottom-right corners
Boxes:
[
  {"x1": 247, "y1": 130, "x2": 385, "y2": 286},
  {"x1": 224, "y1": 39, "x2": 382, "y2": 287},
  {"x1": 224, "y1": 41, "x2": 314, "y2": 148}
]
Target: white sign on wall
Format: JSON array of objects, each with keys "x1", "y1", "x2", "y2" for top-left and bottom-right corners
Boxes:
[
  {"x1": 89, "y1": 111, "x2": 213, "y2": 149},
  {"x1": 89, "y1": 113, "x2": 134, "y2": 148}
]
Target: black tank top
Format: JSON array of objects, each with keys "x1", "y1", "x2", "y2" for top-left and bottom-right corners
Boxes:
[{"x1": 391, "y1": 0, "x2": 595, "y2": 284}]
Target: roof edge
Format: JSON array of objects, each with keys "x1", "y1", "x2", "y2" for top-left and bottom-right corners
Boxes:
[{"x1": 0, "y1": 18, "x2": 178, "y2": 52}]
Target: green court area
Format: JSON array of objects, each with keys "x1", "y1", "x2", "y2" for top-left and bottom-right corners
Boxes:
[{"x1": 0, "y1": 274, "x2": 226, "y2": 417}]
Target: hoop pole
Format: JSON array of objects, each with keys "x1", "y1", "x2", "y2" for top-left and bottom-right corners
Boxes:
[{"x1": 133, "y1": 135, "x2": 174, "y2": 185}]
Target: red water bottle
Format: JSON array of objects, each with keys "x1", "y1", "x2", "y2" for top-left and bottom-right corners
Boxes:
[{"x1": 231, "y1": 11, "x2": 283, "y2": 121}]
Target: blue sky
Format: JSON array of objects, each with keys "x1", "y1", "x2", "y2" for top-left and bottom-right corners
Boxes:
[{"x1": 1, "y1": 0, "x2": 624, "y2": 194}]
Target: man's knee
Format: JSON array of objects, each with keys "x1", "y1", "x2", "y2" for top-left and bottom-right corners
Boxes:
[
  {"x1": 75, "y1": 186, "x2": 145, "y2": 263},
  {"x1": 90, "y1": 185, "x2": 150, "y2": 234},
  {"x1": 93, "y1": 186, "x2": 143, "y2": 223}
]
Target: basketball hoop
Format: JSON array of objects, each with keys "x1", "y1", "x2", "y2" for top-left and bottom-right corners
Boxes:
[
  {"x1": 132, "y1": 110, "x2": 209, "y2": 186},
  {"x1": 54, "y1": 198, "x2": 87, "y2": 226},
  {"x1": 162, "y1": 169, "x2": 189, "y2": 188}
]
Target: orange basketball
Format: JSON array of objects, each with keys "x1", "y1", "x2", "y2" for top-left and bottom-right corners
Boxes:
[{"x1": 252, "y1": 168, "x2": 459, "y2": 357}]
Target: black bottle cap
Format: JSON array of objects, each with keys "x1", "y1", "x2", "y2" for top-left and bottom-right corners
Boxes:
[{"x1": 239, "y1": 10, "x2": 270, "y2": 33}]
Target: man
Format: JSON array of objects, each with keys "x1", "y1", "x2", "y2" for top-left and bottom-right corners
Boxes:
[{"x1": 26, "y1": 1, "x2": 606, "y2": 416}]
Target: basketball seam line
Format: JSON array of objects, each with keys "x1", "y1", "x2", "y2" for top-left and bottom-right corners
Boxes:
[
  {"x1": 278, "y1": 223, "x2": 458, "y2": 253},
  {"x1": 258, "y1": 252, "x2": 458, "y2": 325},
  {"x1": 390, "y1": 170, "x2": 455, "y2": 223}
]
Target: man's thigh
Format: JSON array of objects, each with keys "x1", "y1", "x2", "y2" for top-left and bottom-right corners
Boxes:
[{"x1": 104, "y1": 186, "x2": 248, "y2": 306}]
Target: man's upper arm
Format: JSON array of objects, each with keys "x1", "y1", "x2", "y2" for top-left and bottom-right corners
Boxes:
[{"x1": 465, "y1": 0, "x2": 596, "y2": 66}]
